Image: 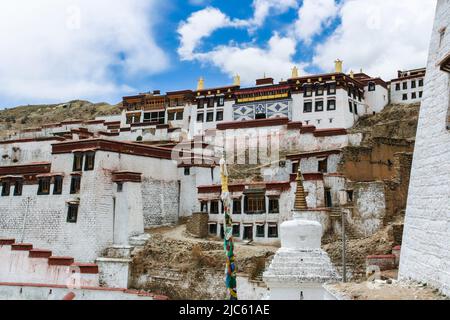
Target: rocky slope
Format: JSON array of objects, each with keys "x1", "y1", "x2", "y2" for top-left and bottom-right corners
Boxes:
[{"x1": 0, "y1": 100, "x2": 120, "y2": 139}]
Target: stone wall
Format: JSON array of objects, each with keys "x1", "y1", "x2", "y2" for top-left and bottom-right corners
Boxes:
[
  {"x1": 187, "y1": 212, "x2": 209, "y2": 238},
  {"x1": 399, "y1": 0, "x2": 450, "y2": 297}
]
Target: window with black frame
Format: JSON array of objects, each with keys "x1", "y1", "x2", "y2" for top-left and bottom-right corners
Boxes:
[
  {"x1": 14, "y1": 179, "x2": 23, "y2": 196},
  {"x1": 327, "y1": 82, "x2": 336, "y2": 95},
  {"x1": 268, "y1": 224, "x2": 278, "y2": 238},
  {"x1": 1, "y1": 180, "x2": 11, "y2": 197},
  {"x1": 233, "y1": 198, "x2": 241, "y2": 214},
  {"x1": 73, "y1": 153, "x2": 83, "y2": 172},
  {"x1": 256, "y1": 225, "x2": 265, "y2": 238},
  {"x1": 53, "y1": 176, "x2": 63, "y2": 195},
  {"x1": 210, "y1": 200, "x2": 219, "y2": 214},
  {"x1": 244, "y1": 192, "x2": 266, "y2": 214},
  {"x1": 37, "y1": 178, "x2": 51, "y2": 195},
  {"x1": 84, "y1": 152, "x2": 95, "y2": 171},
  {"x1": 70, "y1": 175, "x2": 81, "y2": 194},
  {"x1": 268, "y1": 198, "x2": 279, "y2": 214},
  {"x1": 67, "y1": 203, "x2": 79, "y2": 223}
]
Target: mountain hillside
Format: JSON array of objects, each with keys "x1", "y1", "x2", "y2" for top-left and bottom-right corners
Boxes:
[{"x1": 0, "y1": 100, "x2": 121, "y2": 139}]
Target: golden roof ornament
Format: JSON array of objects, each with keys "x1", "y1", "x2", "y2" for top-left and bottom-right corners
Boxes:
[
  {"x1": 294, "y1": 167, "x2": 308, "y2": 211},
  {"x1": 233, "y1": 74, "x2": 241, "y2": 86},
  {"x1": 335, "y1": 59, "x2": 343, "y2": 73},
  {"x1": 291, "y1": 66, "x2": 299, "y2": 79},
  {"x1": 197, "y1": 77, "x2": 205, "y2": 91},
  {"x1": 350, "y1": 70, "x2": 354, "y2": 79}
]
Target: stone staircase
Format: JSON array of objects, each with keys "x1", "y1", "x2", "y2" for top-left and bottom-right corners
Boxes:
[{"x1": 330, "y1": 207, "x2": 359, "y2": 240}]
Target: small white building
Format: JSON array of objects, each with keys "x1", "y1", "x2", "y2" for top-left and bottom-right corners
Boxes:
[{"x1": 389, "y1": 68, "x2": 426, "y2": 104}]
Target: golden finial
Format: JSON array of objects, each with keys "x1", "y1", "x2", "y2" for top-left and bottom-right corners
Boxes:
[
  {"x1": 291, "y1": 66, "x2": 299, "y2": 79},
  {"x1": 233, "y1": 74, "x2": 241, "y2": 86},
  {"x1": 335, "y1": 59, "x2": 343, "y2": 73},
  {"x1": 350, "y1": 70, "x2": 354, "y2": 79},
  {"x1": 197, "y1": 77, "x2": 205, "y2": 91},
  {"x1": 294, "y1": 167, "x2": 308, "y2": 211}
]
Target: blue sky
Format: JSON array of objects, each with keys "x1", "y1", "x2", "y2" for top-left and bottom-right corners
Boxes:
[{"x1": 0, "y1": 0, "x2": 437, "y2": 108}]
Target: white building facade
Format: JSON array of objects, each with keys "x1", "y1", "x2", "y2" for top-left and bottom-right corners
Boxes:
[{"x1": 399, "y1": 0, "x2": 450, "y2": 297}]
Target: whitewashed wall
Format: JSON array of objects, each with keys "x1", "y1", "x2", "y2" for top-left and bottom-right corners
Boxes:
[{"x1": 400, "y1": 0, "x2": 450, "y2": 297}]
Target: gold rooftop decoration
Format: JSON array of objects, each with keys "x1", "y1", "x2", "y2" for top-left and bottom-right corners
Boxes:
[
  {"x1": 233, "y1": 74, "x2": 241, "y2": 86},
  {"x1": 197, "y1": 77, "x2": 205, "y2": 91},
  {"x1": 292, "y1": 66, "x2": 299, "y2": 78},
  {"x1": 335, "y1": 59, "x2": 343, "y2": 73}
]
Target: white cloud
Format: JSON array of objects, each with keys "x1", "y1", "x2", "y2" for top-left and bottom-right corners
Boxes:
[
  {"x1": 0, "y1": 0, "x2": 168, "y2": 105},
  {"x1": 312, "y1": 0, "x2": 436, "y2": 79},
  {"x1": 177, "y1": 7, "x2": 247, "y2": 61},
  {"x1": 196, "y1": 34, "x2": 307, "y2": 85},
  {"x1": 251, "y1": 0, "x2": 298, "y2": 28},
  {"x1": 294, "y1": 0, "x2": 339, "y2": 44}
]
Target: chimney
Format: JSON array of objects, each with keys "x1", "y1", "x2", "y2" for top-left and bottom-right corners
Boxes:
[
  {"x1": 256, "y1": 77, "x2": 274, "y2": 86},
  {"x1": 335, "y1": 59, "x2": 343, "y2": 73}
]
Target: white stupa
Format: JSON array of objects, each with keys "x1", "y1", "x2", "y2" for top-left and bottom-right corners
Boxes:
[{"x1": 263, "y1": 170, "x2": 340, "y2": 300}]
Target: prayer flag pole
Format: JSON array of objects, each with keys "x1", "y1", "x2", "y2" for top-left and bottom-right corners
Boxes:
[{"x1": 220, "y1": 157, "x2": 238, "y2": 300}]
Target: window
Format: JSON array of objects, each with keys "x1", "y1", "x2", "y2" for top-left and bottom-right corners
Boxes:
[
  {"x1": 197, "y1": 99, "x2": 204, "y2": 109},
  {"x1": 149, "y1": 111, "x2": 165, "y2": 124},
  {"x1": 73, "y1": 153, "x2": 84, "y2": 172},
  {"x1": 347, "y1": 89, "x2": 352, "y2": 97},
  {"x1": 232, "y1": 224, "x2": 240, "y2": 238},
  {"x1": 217, "y1": 96, "x2": 225, "y2": 107},
  {"x1": 53, "y1": 176, "x2": 63, "y2": 195},
  {"x1": 268, "y1": 224, "x2": 278, "y2": 238},
  {"x1": 233, "y1": 199, "x2": 241, "y2": 214},
  {"x1": 14, "y1": 180, "x2": 23, "y2": 196},
  {"x1": 201, "y1": 201, "x2": 208, "y2": 213},
  {"x1": 411, "y1": 80, "x2": 416, "y2": 89},
  {"x1": 395, "y1": 83, "x2": 401, "y2": 91},
  {"x1": 168, "y1": 111, "x2": 183, "y2": 121},
  {"x1": 256, "y1": 225, "x2": 265, "y2": 238},
  {"x1": 304, "y1": 85, "x2": 312, "y2": 97},
  {"x1": 210, "y1": 201, "x2": 219, "y2": 214},
  {"x1": 84, "y1": 152, "x2": 95, "y2": 171},
  {"x1": 208, "y1": 98, "x2": 215, "y2": 108},
  {"x1": 197, "y1": 112, "x2": 204, "y2": 123},
  {"x1": 70, "y1": 176, "x2": 81, "y2": 194},
  {"x1": 327, "y1": 99, "x2": 336, "y2": 111},
  {"x1": 329, "y1": 118, "x2": 334, "y2": 124},
  {"x1": 38, "y1": 178, "x2": 50, "y2": 195},
  {"x1": 1, "y1": 181, "x2": 11, "y2": 196},
  {"x1": 347, "y1": 190, "x2": 354, "y2": 203},
  {"x1": 419, "y1": 91, "x2": 423, "y2": 98},
  {"x1": 402, "y1": 94, "x2": 408, "y2": 101},
  {"x1": 184, "y1": 167, "x2": 190, "y2": 176},
  {"x1": 268, "y1": 198, "x2": 279, "y2": 214},
  {"x1": 403, "y1": 82, "x2": 408, "y2": 90},
  {"x1": 419, "y1": 79, "x2": 424, "y2": 87},
  {"x1": 209, "y1": 223, "x2": 217, "y2": 235},
  {"x1": 117, "y1": 183, "x2": 123, "y2": 193},
  {"x1": 349, "y1": 101, "x2": 353, "y2": 113},
  {"x1": 327, "y1": 83, "x2": 336, "y2": 95},
  {"x1": 67, "y1": 204, "x2": 79, "y2": 223},
  {"x1": 354, "y1": 103, "x2": 358, "y2": 115},
  {"x1": 315, "y1": 101, "x2": 324, "y2": 112},
  {"x1": 216, "y1": 110, "x2": 224, "y2": 122},
  {"x1": 325, "y1": 188, "x2": 333, "y2": 208},
  {"x1": 244, "y1": 194, "x2": 266, "y2": 214},
  {"x1": 304, "y1": 102, "x2": 312, "y2": 113},
  {"x1": 368, "y1": 82, "x2": 376, "y2": 92},
  {"x1": 316, "y1": 85, "x2": 324, "y2": 96},
  {"x1": 412, "y1": 92, "x2": 417, "y2": 99},
  {"x1": 318, "y1": 158, "x2": 328, "y2": 173},
  {"x1": 206, "y1": 112, "x2": 214, "y2": 122}
]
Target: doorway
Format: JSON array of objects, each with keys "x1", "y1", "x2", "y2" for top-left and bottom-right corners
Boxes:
[
  {"x1": 243, "y1": 225, "x2": 253, "y2": 241},
  {"x1": 325, "y1": 189, "x2": 333, "y2": 208}
]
